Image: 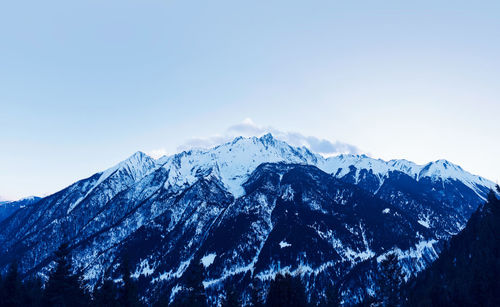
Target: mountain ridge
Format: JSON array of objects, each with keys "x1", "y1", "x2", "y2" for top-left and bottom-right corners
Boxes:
[
  {"x1": 0, "y1": 133, "x2": 495, "y2": 305},
  {"x1": 97, "y1": 134, "x2": 493, "y2": 201}
]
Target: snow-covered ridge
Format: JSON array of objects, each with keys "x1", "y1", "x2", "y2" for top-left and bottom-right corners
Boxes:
[
  {"x1": 17, "y1": 196, "x2": 40, "y2": 202},
  {"x1": 318, "y1": 154, "x2": 493, "y2": 197},
  {"x1": 67, "y1": 151, "x2": 160, "y2": 214},
  {"x1": 97, "y1": 151, "x2": 159, "y2": 185},
  {"x1": 89, "y1": 134, "x2": 494, "y2": 199},
  {"x1": 154, "y1": 134, "x2": 494, "y2": 197},
  {"x1": 0, "y1": 195, "x2": 40, "y2": 204},
  {"x1": 156, "y1": 134, "x2": 318, "y2": 197}
]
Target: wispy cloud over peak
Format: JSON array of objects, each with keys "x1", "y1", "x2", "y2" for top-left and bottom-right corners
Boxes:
[
  {"x1": 226, "y1": 118, "x2": 269, "y2": 136},
  {"x1": 173, "y1": 118, "x2": 362, "y2": 156},
  {"x1": 145, "y1": 149, "x2": 170, "y2": 159},
  {"x1": 147, "y1": 119, "x2": 362, "y2": 159}
]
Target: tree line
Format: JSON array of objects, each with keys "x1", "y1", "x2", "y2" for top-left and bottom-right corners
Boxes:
[
  {"x1": 405, "y1": 186, "x2": 500, "y2": 306},
  {"x1": 0, "y1": 244, "x2": 403, "y2": 307},
  {"x1": 0, "y1": 243, "x2": 142, "y2": 307}
]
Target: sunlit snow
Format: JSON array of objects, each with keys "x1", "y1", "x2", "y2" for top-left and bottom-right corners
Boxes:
[
  {"x1": 279, "y1": 240, "x2": 292, "y2": 248},
  {"x1": 152, "y1": 134, "x2": 494, "y2": 200},
  {"x1": 201, "y1": 253, "x2": 216, "y2": 268}
]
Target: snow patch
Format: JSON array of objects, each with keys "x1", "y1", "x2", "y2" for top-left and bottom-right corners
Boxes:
[
  {"x1": 281, "y1": 185, "x2": 294, "y2": 201},
  {"x1": 418, "y1": 219, "x2": 430, "y2": 228},
  {"x1": 201, "y1": 253, "x2": 216, "y2": 268},
  {"x1": 279, "y1": 241, "x2": 292, "y2": 248},
  {"x1": 377, "y1": 239, "x2": 439, "y2": 274},
  {"x1": 169, "y1": 284, "x2": 183, "y2": 303},
  {"x1": 132, "y1": 258, "x2": 155, "y2": 278},
  {"x1": 417, "y1": 213, "x2": 431, "y2": 228},
  {"x1": 152, "y1": 258, "x2": 192, "y2": 283}
]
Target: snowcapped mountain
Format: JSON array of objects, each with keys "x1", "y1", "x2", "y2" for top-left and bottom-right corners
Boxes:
[
  {"x1": 150, "y1": 133, "x2": 492, "y2": 201},
  {"x1": 158, "y1": 134, "x2": 319, "y2": 197},
  {"x1": 0, "y1": 134, "x2": 494, "y2": 305},
  {"x1": 319, "y1": 154, "x2": 490, "y2": 199},
  {"x1": 154, "y1": 133, "x2": 492, "y2": 201}
]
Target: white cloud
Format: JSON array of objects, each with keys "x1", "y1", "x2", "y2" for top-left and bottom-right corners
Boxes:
[
  {"x1": 146, "y1": 119, "x2": 362, "y2": 159},
  {"x1": 146, "y1": 148, "x2": 170, "y2": 159},
  {"x1": 177, "y1": 135, "x2": 232, "y2": 152},
  {"x1": 176, "y1": 118, "x2": 362, "y2": 156},
  {"x1": 226, "y1": 118, "x2": 270, "y2": 136}
]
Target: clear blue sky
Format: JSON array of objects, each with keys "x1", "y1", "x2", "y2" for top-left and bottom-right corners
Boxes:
[{"x1": 1, "y1": 1, "x2": 499, "y2": 200}]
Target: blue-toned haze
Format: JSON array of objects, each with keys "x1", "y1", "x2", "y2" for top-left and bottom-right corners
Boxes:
[{"x1": 1, "y1": 0, "x2": 499, "y2": 200}]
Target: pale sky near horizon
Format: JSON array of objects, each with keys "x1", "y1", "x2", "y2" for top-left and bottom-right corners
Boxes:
[{"x1": 1, "y1": 1, "x2": 499, "y2": 200}]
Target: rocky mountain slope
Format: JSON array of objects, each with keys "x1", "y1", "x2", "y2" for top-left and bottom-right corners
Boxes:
[
  {"x1": 0, "y1": 134, "x2": 494, "y2": 305},
  {"x1": 407, "y1": 189, "x2": 500, "y2": 306}
]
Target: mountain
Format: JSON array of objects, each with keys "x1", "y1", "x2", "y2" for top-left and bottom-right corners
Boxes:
[
  {"x1": 0, "y1": 196, "x2": 41, "y2": 223},
  {"x1": 407, "y1": 188, "x2": 500, "y2": 306},
  {"x1": 0, "y1": 134, "x2": 494, "y2": 305}
]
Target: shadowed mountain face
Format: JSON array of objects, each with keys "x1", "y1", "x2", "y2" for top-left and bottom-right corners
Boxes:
[
  {"x1": 0, "y1": 196, "x2": 41, "y2": 223},
  {"x1": 407, "y1": 190, "x2": 500, "y2": 306},
  {"x1": 0, "y1": 135, "x2": 494, "y2": 305}
]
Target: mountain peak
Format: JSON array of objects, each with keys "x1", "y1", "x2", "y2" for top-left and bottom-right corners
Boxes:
[
  {"x1": 430, "y1": 159, "x2": 464, "y2": 171},
  {"x1": 420, "y1": 159, "x2": 462, "y2": 175},
  {"x1": 95, "y1": 151, "x2": 157, "y2": 186},
  {"x1": 160, "y1": 134, "x2": 320, "y2": 197},
  {"x1": 130, "y1": 150, "x2": 148, "y2": 159},
  {"x1": 231, "y1": 136, "x2": 244, "y2": 144},
  {"x1": 259, "y1": 132, "x2": 275, "y2": 143}
]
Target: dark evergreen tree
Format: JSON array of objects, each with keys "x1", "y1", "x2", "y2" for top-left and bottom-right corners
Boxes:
[
  {"x1": 0, "y1": 264, "x2": 43, "y2": 307},
  {"x1": 408, "y1": 189, "x2": 500, "y2": 306},
  {"x1": 24, "y1": 277, "x2": 44, "y2": 307},
  {"x1": 221, "y1": 281, "x2": 241, "y2": 307},
  {"x1": 266, "y1": 273, "x2": 308, "y2": 307},
  {"x1": 152, "y1": 294, "x2": 170, "y2": 307},
  {"x1": 250, "y1": 280, "x2": 265, "y2": 307},
  {"x1": 0, "y1": 273, "x2": 4, "y2": 307},
  {"x1": 94, "y1": 278, "x2": 119, "y2": 307},
  {"x1": 170, "y1": 260, "x2": 207, "y2": 307},
  {"x1": 377, "y1": 253, "x2": 405, "y2": 306},
  {"x1": 42, "y1": 243, "x2": 87, "y2": 307},
  {"x1": 3, "y1": 261, "x2": 23, "y2": 307},
  {"x1": 359, "y1": 293, "x2": 377, "y2": 307},
  {"x1": 118, "y1": 258, "x2": 141, "y2": 307},
  {"x1": 319, "y1": 283, "x2": 341, "y2": 307},
  {"x1": 487, "y1": 188, "x2": 498, "y2": 203}
]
